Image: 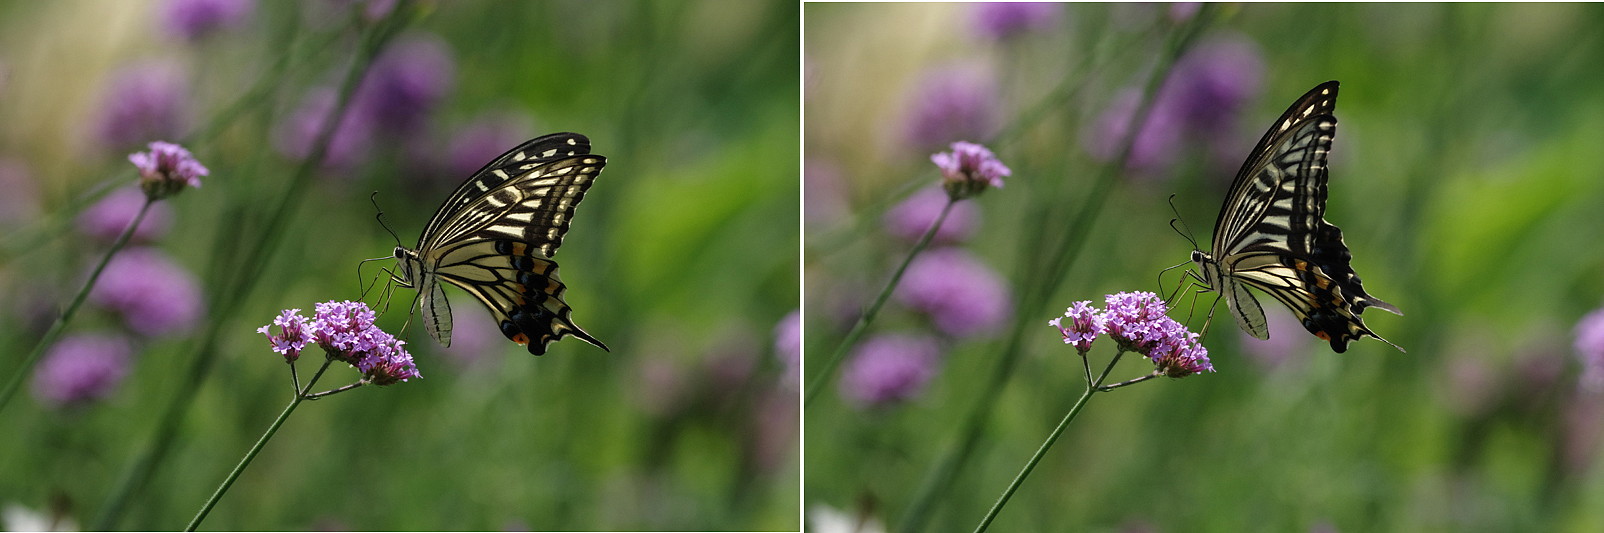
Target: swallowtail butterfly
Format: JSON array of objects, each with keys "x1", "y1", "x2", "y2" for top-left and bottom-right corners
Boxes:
[
  {"x1": 1190, "y1": 81, "x2": 1402, "y2": 353},
  {"x1": 392, "y1": 132, "x2": 608, "y2": 355}
]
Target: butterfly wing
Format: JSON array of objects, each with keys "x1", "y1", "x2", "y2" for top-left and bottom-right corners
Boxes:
[
  {"x1": 1208, "y1": 81, "x2": 1402, "y2": 353},
  {"x1": 408, "y1": 133, "x2": 608, "y2": 355},
  {"x1": 418, "y1": 272, "x2": 454, "y2": 346}
]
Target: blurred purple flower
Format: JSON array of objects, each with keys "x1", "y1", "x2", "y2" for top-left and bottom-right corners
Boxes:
[
  {"x1": 775, "y1": 310, "x2": 801, "y2": 389},
  {"x1": 94, "y1": 61, "x2": 189, "y2": 150},
  {"x1": 1169, "y1": 2, "x2": 1202, "y2": 23},
  {"x1": 446, "y1": 111, "x2": 535, "y2": 178},
  {"x1": 804, "y1": 158, "x2": 847, "y2": 227},
  {"x1": 972, "y1": 3, "x2": 1062, "y2": 40},
  {"x1": 1575, "y1": 307, "x2": 1604, "y2": 391},
  {"x1": 31, "y1": 333, "x2": 133, "y2": 408},
  {"x1": 356, "y1": 34, "x2": 455, "y2": 135},
  {"x1": 751, "y1": 388, "x2": 798, "y2": 473},
  {"x1": 90, "y1": 247, "x2": 204, "y2": 337},
  {"x1": 884, "y1": 185, "x2": 978, "y2": 245},
  {"x1": 258, "y1": 309, "x2": 312, "y2": 362},
  {"x1": 1083, "y1": 33, "x2": 1265, "y2": 177},
  {"x1": 163, "y1": 0, "x2": 253, "y2": 41},
  {"x1": 1239, "y1": 310, "x2": 1310, "y2": 372},
  {"x1": 1050, "y1": 300, "x2": 1106, "y2": 354},
  {"x1": 78, "y1": 186, "x2": 174, "y2": 243},
  {"x1": 895, "y1": 247, "x2": 1011, "y2": 338},
  {"x1": 0, "y1": 158, "x2": 38, "y2": 225},
  {"x1": 1442, "y1": 352, "x2": 1501, "y2": 418},
  {"x1": 903, "y1": 65, "x2": 998, "y2": 151},
  {"x1": 931, "y1": 141, "x2": 1010, "y2": 199},
  {"x1": 840, "y1": 333, "x2": 942, "y2": 408},
  {"x1": 437, "y1": 303, "x2": 501, "y2": 366},
  {"x1": 635, "y1": 357, "x2": 689, "y2": 417},
  {"x1": 129, "y1": 141, "x2": 207, "y2": 199},
  {"x1": 275, "y1": 87, "x2": 373, "y2": 169}
]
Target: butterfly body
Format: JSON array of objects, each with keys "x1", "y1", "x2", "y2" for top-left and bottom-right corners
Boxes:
[
  {"x1": 1192, "y1": 81, "x2": 1402, "y2": 353},
  {"x1": 393, "y1": 132, "x2": 608, "y2": 355}
]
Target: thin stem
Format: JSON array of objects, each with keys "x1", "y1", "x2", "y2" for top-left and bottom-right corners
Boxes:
[
  {"x1": 185, "y1": 359, "x2": 331, "y2": 531},
  {"x1": 1098, "y1": 372, "x2": 1160, "y2": 391},
  {"x1": 896, "y1": 11, "x2": 1216, "y2": 530},
  {"x1": 973, "y1": 386, "x2": 1098, "y2": 533},
  {"x1": 0, "y1": 197, "x2": 154, "y2": 415},
  {"x1": 302, "y1": 381, "x2": 367, "y2": 399},
  {"x1": 804, "y1": 198, "x2": 957, "y2": 406}
]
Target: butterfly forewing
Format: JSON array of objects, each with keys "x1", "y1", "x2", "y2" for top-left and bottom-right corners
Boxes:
[
  {"x1": 397, "y1": 132, "x2": 608, "y2": 356},
  {"x1": 1195, "y1": 81, "x2": 1402, "y2": 353}
]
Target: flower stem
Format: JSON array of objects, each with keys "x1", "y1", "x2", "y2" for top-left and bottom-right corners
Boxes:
[
  {"x1": 185, "y1": 360, "x2": 331, "y2": 531},
  {"x1": 0, "y1": 197, "x2": 153, "y2": 416},
  {"x1": 973, "y1": 348, "x2": 1134, "y2": 532},
  {"x1": 804, "y1": 198, "x2": 956, "y2": 406},
  {"x1": 973, "y1": 385, "x2": 1097, "y2": 533}
]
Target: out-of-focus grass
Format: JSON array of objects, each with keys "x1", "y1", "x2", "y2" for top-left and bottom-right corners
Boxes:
[
  {"x1": 0, "y1": 1, "x2": 798, "y2": 531},
  {"x1": 805, "y1": 3, "x2": 1604, "y2": 531}
]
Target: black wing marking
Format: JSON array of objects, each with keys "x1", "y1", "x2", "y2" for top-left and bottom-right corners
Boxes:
[
  {"x1": 431, "y1": 238, "x2": 607, "y2": 355},
  {"x1": 417, "y1": 132, "x2": 594, "y2": 250}
]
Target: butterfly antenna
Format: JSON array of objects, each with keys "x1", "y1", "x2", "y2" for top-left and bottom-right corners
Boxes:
[
  {"x1": 1167, "y1": 194, "x2": 1201, "y2": 251},
  {"x1": 371, "y1": 191, "x2": 403, "y2": 249}
]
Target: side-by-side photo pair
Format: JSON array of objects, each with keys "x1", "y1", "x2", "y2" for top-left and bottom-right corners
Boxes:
[{"x1": 3, "y1": 2, "x2": 1604, "y2": 532}]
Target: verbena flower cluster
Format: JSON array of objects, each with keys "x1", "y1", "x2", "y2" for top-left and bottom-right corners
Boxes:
[
  {"x1": 257, "y1": 300, "x2": 420, "y2": 386},
  {"x1": 1049, "y1": 291, "x2": 1214, "y2": 378},
  {"x1": 130, "y1": 141, "x2": 207, "y2": 200},
  {"x1": 931, "y1": 141, "x2": 1010, "y2": 200}
]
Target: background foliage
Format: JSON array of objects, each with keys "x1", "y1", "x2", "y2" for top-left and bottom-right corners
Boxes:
[
  {"x1": 805, "y1": 3, "x2": 1604, "y2": 532},
  {"x1": 0, "y1": 0, "x2": 798, "y2": 530}
]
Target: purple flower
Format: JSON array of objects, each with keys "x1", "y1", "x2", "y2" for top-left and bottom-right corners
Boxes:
[
  {"x1": 446, "y1": 111, "x2": 536, "y2": 178},
  {"x1": 804, "y1": 158, "x2": 847, "y2": 228},
  {"x1": 162, "y1": 0, "x2": 253, "y2": 41},
  {"x1": 90, "y1": 247, "x2": 204, "y2": 337},
  {"x1": 275, "y1": 87, "x2": 373, "y2": 169},
  {"x1": 437, "y1": 304, "x2": 502, "y2": 366},
  {"x1": 1169, "y1": 2, "x2": 1201, "y2": 23},
  {"x1": 1050, "y1": 300, "x2": 1106, "y2": 353},
  {"x1": 94, "y1": 61, "x2": 189, "y2": 150},
  {"x1": 77, "y1": 186, "x2": 174, "y2": 243},
  {"x1": 1051, "y1": 291, "x2": 1213, "y2": 377},
  {"x1": 355, "y1": 34, "x2": 455, "y2": 135},
  {"x1": 904, "y1": 66, "x2": 998, "y2": 151},
  {"x1": 931, "y1": 141, "x2": 1011, "y2": 199},
  {"x1": 896, "y1": 248, "x2": 1012, "y2": 338},
  {"x1": 1575, "y1": 307, "x2": 1604, "y2": 390},
  {"x1": 1083, "y1": 33, "x2": 1265, "y2": 178},
  {"x1": 1239, "y1": 310, "x2": 1310, "y2": 372},
  {"x1": 129, "y1": 141, "x2": 207, "y2": 199},
  {"x1": 840, "y1": 334, "x2": 942, "y2": 408},
  {"x1": 257, "y1": 309, "x2": 312, "y2": 361},
  {"x1": 972, "y1": 3, "x2": 1062, "y2": 40},
  {"x1": 884, "y1": 185, "x2": 978, "y2": 245},
  {"x1": 775, "y1": 310, "x2": 801, "y2": 389},
  {"x1": 0, "y1": 158, "x2": 39, "y2": 226},
  {"x1": 31, "y1": 333, "x2": 133, "y2": 408},
  {"x1": 267, "y1": 300, "x2": 420, "y2": 385}
]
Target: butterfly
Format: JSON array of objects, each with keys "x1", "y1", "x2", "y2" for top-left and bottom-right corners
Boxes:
[
  {"x1": 1190, "y1": 81, "x2": 1403, "y2": 353},
  {"x1": 392, "y1": 132, "x2": 608, "y2": 355}
]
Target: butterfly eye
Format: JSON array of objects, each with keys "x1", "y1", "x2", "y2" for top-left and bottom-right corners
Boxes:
[
  {"x1": 393, "y1": 247, "x2": 407, "y2": 260},
  {"x1": 1190, "y1": 250, "x2": 1206, "y2": 263}
]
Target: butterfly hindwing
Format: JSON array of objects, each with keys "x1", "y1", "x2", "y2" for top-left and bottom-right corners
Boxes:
[
  {"x1": 395, "y1": 132, "x2": 607, "y2": 356},
  {"x1": 1195, "y1": 81, "x2": 1402, "y2": 353}
]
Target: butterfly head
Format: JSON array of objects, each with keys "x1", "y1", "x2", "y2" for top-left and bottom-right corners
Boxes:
[{"x1": 392, "y1": 246, "x2": 418, "y2": 287}]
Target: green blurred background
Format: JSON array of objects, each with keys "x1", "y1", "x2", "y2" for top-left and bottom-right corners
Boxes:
[
  {"x1": 0, "y1": 0, "x2": 797, "y2": 530},
  {"x1": 805, "y1": 3, "x2": 1604, "y2": 532}
]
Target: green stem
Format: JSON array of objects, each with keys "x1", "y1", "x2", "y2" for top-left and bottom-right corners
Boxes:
[
  {"x1": 803, "y1": 198, "x2": 956, "y2": 406},
  {"x1": 0, "y1": 197, "x2": 154, "y2": 415},
  {"x1": 973, "y1": 349, "x2": 1130, "y2": 532},
  {"x1": 896, "y1": 10, "x2": 1215, "y2": 531},
  {"x1": 972, "y1": 387, "x2": 1096, "y2": 533},
  {"x1": 186, "y1": 359, "x2": 331, "y2": 531}
]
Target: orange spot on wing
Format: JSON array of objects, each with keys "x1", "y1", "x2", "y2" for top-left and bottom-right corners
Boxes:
[
  {"x1": 1315, "y1": 331, "x2": 1331, "y2": 341},
  {"x1": 512, "y1": 333, "x2": 530, "y2": 345}
]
